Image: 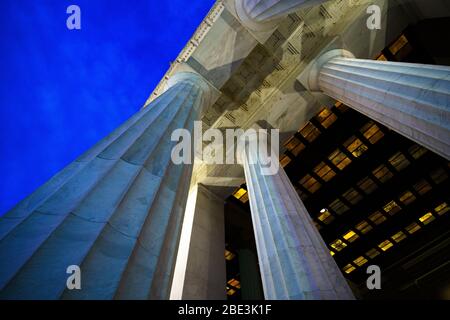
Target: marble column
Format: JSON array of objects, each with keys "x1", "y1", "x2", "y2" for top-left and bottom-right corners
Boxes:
[
  {"x1": 235, "y1": 0, "x2": 328, "y2": 30},
  {"x1": 0, "y1": 71, "x2": 215, "y2": 299},
  {"x1": 307, "y1": 49, "x2": 450, "y2": 160},
  {"x1": 180, "y1": 184, "x2": 226, "y2": 300},
  {"x1": 239, "y1": 129, "x2": 355, "y2": 299},
  {"x1": 237, "y1": 249, "x2": 264, "y2": 300}
]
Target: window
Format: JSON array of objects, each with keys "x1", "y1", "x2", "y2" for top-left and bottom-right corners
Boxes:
[
  {"x1": 376, "y1": 54, "x2": 387, "y2": 61},
  {"x1": 355, "y1": 220, "x2": 373, "y2": 234},
  {"x1": 372, "y1": 165, "x2": 393, "y2": 183},
  {"x1": 435, "y1": 202, "x2": 449, "y2": 216},
  {"x1": 391, "y1": 231, "x2": 407, "y2": 243},
  {"x1": 389, "y1": 34, "x2": 408, "y2": 55},
  {"x1": 405, "y1": 222, "x2": 421, "y2": 234},
  {"x1": 317, "y1": 209, "x2": 334, "y2": 224},
  {"x1": 366, "y1": 248, "x2": 380, "y2": 259},
  {"x1": 329, "y1": 198, "x2": 349, "y2": 215},
  {"x1": 228, "y1": 278, "x2": 241, "y2": 289},
  {"x1": 369, "y1": 211, "x2": 387, "y2": 225},
  {"x1": 328, "y1": 149, "x2": 352, "y2": 170},
  {"x1": 300, "y1": 122, "x2": 320, "y2": 143},
  {"x1": 284, "y1": 136, "x2": 304, "y2": 156},
  {"x1": 334, "y1": 101, "x2": 349, "y2": 113},
  {"x1": 225, "y1": 249, "x2": 235, "y2": 261},
  {"x1": 399, "y1": 190, "x2": 416, "y2": 206},
  {"x1": 430, "y1": 167, "x2": 448, "y2": 184},
  {"x1": 342, "y1": 188, "x2": 363, "y2": 205},
  {"x1": 343, "y1": 264, "x2": 356, "y2": 274},
  {"x1": 414, "y1": 179, "x2": 432, "y2": 195},
  {"x1": 378, "y1": 240, "x2": 394, "y2": 251},
  {"x1": 299, "y1": 174, "x2": 321, "y2": 193},
  {"x1": 316, "y1": 108, "x2": 337, "y2": 129},
  {"x1": 357, "y1": 177, "x2": 378, "y2": 195},
  {"x1": 408, "y1": 144, "x2": 427, "y2": 159},
  {"x1": 353, "y1": 256, "x2": 368, "y2": 267},
  {"x1": 313, "y1": 162, "x2": 336, "y2": 182},
  {"x1": 342, "y1": 230, "x2": 359, "y2": 243},
  {"x1": 360, "y1": 121, "x2": 384, "y2": 144},
  {"x1": 330, "y1": 251, "x2": 335, "y2": 257},
  {"x1": 280, "y1": 155, "x2": 291, "y2": 168},
  {"x1": 419, "y1": 212, "x2": 435, "y2": 225},
  {"x1": 388, "y1": 152, "x2": 410, "y2": 171},
  {"x1": 383, "y1": 200, "x2": 401, "y2": 216},
  {"x1": 330, "y1": 239, "x2": 347, "y2": 252},
  {"x1": 344, "y1": 136, "x2": 368, "y2": 158},
  {"x1": 227, "y1": 288, "x2": 236, "y2": 296},
  {"x1": 233, "y1": 187, "x2": 249, "y2": 203}
]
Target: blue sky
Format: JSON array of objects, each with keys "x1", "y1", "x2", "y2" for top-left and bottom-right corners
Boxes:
[{"x1": 0, "y1": 0, "x2": 215, "y2": 215}]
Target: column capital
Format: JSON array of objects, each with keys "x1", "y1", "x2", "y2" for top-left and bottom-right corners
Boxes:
[
  {"x1": 165, "y1": 64, "x2": 220, "y2": 110},
  {"x1": 234, "y1": 0, "x2": 329, "y2": 32},
  {"x1": 307, "y1": 49, "x2": 355, "y2": 91}
]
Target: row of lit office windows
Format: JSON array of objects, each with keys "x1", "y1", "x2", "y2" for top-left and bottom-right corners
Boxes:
[{"x1": 340, "y1": 201, "x2": 449, "y2": 274}]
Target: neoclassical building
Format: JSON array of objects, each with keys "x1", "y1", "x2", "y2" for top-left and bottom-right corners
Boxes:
[{"x1": 0, "y1": 0, "x2": 449, "y2": 300}]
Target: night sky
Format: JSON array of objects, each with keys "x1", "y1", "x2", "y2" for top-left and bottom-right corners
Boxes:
[{"x1": 0, "y1": 0, "x2": 215, "y2": 215}]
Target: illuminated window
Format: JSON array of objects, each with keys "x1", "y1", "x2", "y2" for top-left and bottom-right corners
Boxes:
[
  {"x1": 405, "y1": 222, "x2": 421, "y2": 234},
  {"x1": 435, "y1": 202, "x2": 449, "y2": 216},
  {"x1": 334, "y1": 101, "x2": 349, "y2": 112},
  {"x1": 280, "y1": 155, "x2": 291, "y2": 167},
  {"x1": 372, "y1": 165, "x2": 393, "y2": 183},
  {"x1": 353, "y1": 256, "x2": 368, "y2": 267},
  {"x1": 366, "y1": 248, "x2": 380, "y2": 259},
  {"x1": 383, "y1": 200, "x2": 401, "y2": 216},
  {"x1": 284, "y1": 136, "x2": 305, "y2": 156},
  {"x1": 388, "y1": 152, "x2": 410, "y2": 171},
  {"x1": 328, "y1": 149, "x2": 352, "y2": 170},
  {"x1": 413, "y1": 179, "x2": 432, "y2": 195},
  {"x1": 227, "y1": 279, "x2": 241, "y2": 289},
  {"x1": 376, "y1": 54, "x2": 387, "y2": 61},
  {"x1": 378, "y1": 240, "x2": 394, "y2": 251},
  {"x1": 299, "y1": 122, "x2": 320, "y2": 143},
  {"x1": 389, "y1": 34, "x2": 408, "y2": 55},
  {"x1": 329, "y1": 198, "x2": 349, "y2": 215},
  {"x1": 225, "y1": 250, "x2": 235, "y2": 261},
  {"x1": 233, "y1": 187, "x2": 249, "y2": 203},
  {"x1": 408, "y1": 144, "x2": 427, "y2": 159},
  {"x1": 344, "y1": 136, "x2": 368, "y2": 158},
  {"x1": 391, "y1": 231, "x2": 407, "y2": 243},
  {"x1": 317, "y1": 209, "x2": 334, "y2": 224},
  {"x1": 343, "y1": 264, "x2": 356, "y2": 274},
  {"x1": 399, "y1": 190, "x2": 416, "y2": 206},
  {"x1": 330, "y1": 239, "x2": 347, "y2": 252},
  {"x1": 342, "y1": 188, "x2": 363, "y2": 205},
  {"x1": 299, "y1": 174, "x2": 321, "y2": 193},
  {"x1": 227, "y1": 288, "x2": 236, "y2": 296},
  {"x1": 430, "y1": 167, "x2": 448, "y2": 184},
  {"x1": 419, "y1": 212, "x2": 435, "y2": 225},
  {"x1": 360, "y1": 121, "x2": 384, "y2": 144},
  {"x1": 369, "y1": 211, "x2": 387, "y2": 225},
  {"x1": 330, "y1": 250, "x2": 335, "y2": 257},
  {"x1": 313, "y1": 162, "x2": 336, "y2": 182},
  {"x1": 342, "y1": 230, "x2": 359, "y2": 243},
  {"x1": 316, "y1": 108, "x2": 337, "y2": 129},
  {"x1": 357, "y1": 177, "x2": 378, "y2": 195},
  {"x1": 355, "y1": 220, "x2": 373, "y2": 234}
]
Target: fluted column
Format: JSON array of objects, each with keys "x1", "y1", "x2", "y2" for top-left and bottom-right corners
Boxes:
[
  {"x1": 0, "y1": 71, "x2": 215, "y2": 299},
  {"x1": 235, "y1": 0, "x2": 327, "y2": 30},
  {"x1": 239, "y1": 129, "x2": 354, "y2": 299},
  {"x1": 307, "y1": 49, "x2": 450, "y2": 160}
]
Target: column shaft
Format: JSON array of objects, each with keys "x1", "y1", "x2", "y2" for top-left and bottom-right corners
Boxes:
[
  {"x1": 240, "y1": 131, "x2": 354, "y2": 299},
  {"x1": 0, "y1": 72, "x2": 212, "y2": 299},
  {"x1": 313, "y1": 50, "x2": 450, "y2": 159}
]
